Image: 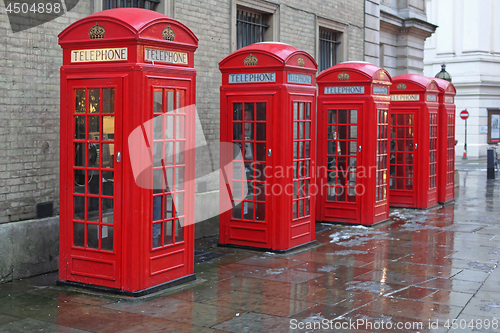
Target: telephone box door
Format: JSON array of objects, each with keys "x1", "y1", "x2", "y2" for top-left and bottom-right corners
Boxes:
[
  {"x1": 225, "y1": 95, "x2": 273, "y2": 248},
  {"x1": 320, "y1": 104, "x2": 362, "y2": 222},
  {"x1": 64, "y1": 78, "x2": 122, "y2": 288},
  {"x1": 389, "y1": 109, "x2": 417, "y2": 207}
]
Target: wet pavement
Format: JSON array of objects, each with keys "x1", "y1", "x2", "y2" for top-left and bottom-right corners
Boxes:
[{"x1": 1, "y1": 159, "x2": 500, "y2": 332}]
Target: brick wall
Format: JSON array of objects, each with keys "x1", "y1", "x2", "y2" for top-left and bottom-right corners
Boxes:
[
  {"x1": 0, "y1": 2, "x2": 91, "y2": 223},
  {"x1": 0, "y1": 0, "x2": 365, "y2": 222}
]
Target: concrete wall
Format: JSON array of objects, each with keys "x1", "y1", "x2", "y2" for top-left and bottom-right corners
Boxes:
[{"x1": 0, "y1": 217, "x2": 59, "y2": 283}]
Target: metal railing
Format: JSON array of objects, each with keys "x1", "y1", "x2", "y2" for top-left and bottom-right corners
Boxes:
[
  {"x1": 104, "y1": 0, "x2": 160, "y2": 10},
  {"x1": 319, "y1": 29, "x2": 340, "y2": 72},
  {"x1": 237, "y1": 9, "x2": 269, "y2": 49}
]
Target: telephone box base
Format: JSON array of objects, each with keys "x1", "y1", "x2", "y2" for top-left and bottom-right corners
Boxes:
[
  {"x1": 439, "y1": 199, "x2": 456, "y2": 206},
  {"x1": 218, "y1": 240, "x2": 317, "y2": 254},
  {"x1": 57, "y1": 273, "x2": 196, "y2": 297}
]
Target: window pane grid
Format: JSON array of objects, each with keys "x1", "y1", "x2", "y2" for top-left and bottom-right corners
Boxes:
[
  {"x1": 73, "y1": 88, "x2": 115, "y2": 252},
  {"x1": 326, "y1": 109, "x2": 357, "y2": 203},
  {"x1": 237, "y1": 9, "x2": 269, "y2": 49},
  {"x1": 232, "y1": 102, "x2": 266, "y2": 222},
  {"x1": 293, "y1": 102, "x2": 312, "y2": 220},
  {"x1": 429, "y1": 112, "x2": 438, "y2": 189},
  {"x1": 319, "y1": 28, "x2": 340, "y2": 72},
  {"x1": 389, "y1": 114, "x2": 414, "y2": 191},
  {"x1": 376, "y1": 110, "x2": 388, "y2": 202},
  {"x1": 446, "y1": 113, "x2": 455, "y2": 185},
  {"x1": 152, "y1": 88, "x2": 186, "y2": 249}
]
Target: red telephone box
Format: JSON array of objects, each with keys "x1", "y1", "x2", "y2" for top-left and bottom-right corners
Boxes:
[
  {"x1": 316, "y1": 62, "x2": 392, "y2": 225},
  {"x1": 435, "y1": 78, "x2": 456, "y2": 204},
  {"x1": 389, "y1": 75, "x2": 439, "y2": 209},
  {"x1": 218, "y1": 43, "x2": 317, "y2": 252},
  {"x1": 58, "y1": 8, "x2": 198, "y2": 295}
]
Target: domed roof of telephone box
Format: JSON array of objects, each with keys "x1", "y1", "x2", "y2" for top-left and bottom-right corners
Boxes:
[
  {"x1": 59, "y1": 8, "x2": 198, "y2": 48},
  {"x1": 219, "y1": 42, "x2": 317, "y2": 70},
  {"x1": 392, "y1": 74, "x2": 438, "y2": 91},
  {"x1": 317, "y1": 61, "x2": 392, "y2": 83}
]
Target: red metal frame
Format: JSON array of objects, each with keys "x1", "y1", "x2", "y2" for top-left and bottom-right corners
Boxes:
[
  {"x1": 316, "y1": 62, "x2": 392, "y2": 225},
  {"x1": 219, "y1": 43, "x2": 317, "y2": 251},
  {"x1": 389, "y1": 75, "x2": 439, "y2": 209},
  {"x1": 435, "y1": 78, "x2": 456, "y2": 204},
  {"x1": 59, "y1": 8, "x2": 198, "y2": 295}
]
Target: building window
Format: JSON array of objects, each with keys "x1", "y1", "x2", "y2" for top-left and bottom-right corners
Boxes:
[
  {"x1": 237, "y1": 9, "x2": 270, "y2": 49},
  {"x1": 103, "y1": 0, "x2": 160, "y2": 10},
  {"x1": 319, "y1": 28, "x2": 340, "y2": 72}
]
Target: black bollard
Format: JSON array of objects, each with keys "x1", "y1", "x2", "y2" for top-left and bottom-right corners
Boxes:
[{"x1": 487, "y1": 148, "x2": 495, "y2": 179}]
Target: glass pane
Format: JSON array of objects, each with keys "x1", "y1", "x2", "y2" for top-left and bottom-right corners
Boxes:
[
  {"x1": 244, "y1": 123, "x2": 254, "y2": 140},
  {"x1": 103, "y1": 116, "x2": 114, "y2": 141},
  {"x1": 256, "y1": 123, "x2": 266, "y2": 141},
  {"x1": 244, "y1": 103, "x2": 254, "y2": 120},
  {"x1": 87, "y1": 224, "x2": 99, "y2": 249},
  {"x1": 74, "y1": 196, "x2": 85, "y2": 220},
  {"x1": 175, "y1": 192, "x2": 184, "y2": 217},
  {"x1": 176, "y1": 90, "x2": 185, "y2": 110},
  {"x1": 177, "y1": 116, "x2": 185, "y2": 139},
  {"x1": 256, "y1": 102, "x2": 266, "y2": 120},
  {"x1": 256, "y1": 143, "x2": 266, "y2": 161},
  {"x1": 255, "y1": 182, "x2": 266, "y2": 201},
  {"x1": 166, "y1": 115, "x2": 174, "y2": 139},
  {"x1": 75, "y1": 89, "x2": 86, "y2": 113},
  {"x1": 349, "y1": 142, "x2": 357, "y2": 155},
  {"x1": 305, "y1": 122, "x2": 310, "y2": 140},
  {"x1": 232, "y1": 201, "x2": 242, "y2": 219},
  {"x1": 103, "y1": 88, "x2": 115, "y2": 114},
  {"x1": 306, "y1": 103, "x2": 311, "y2": 120},
  {"x1": 255, "y1": 163, "x2": 266, "y2": 182},
  {"x1": 101, "y1": 225, "x2": 113, "y2": 251},
  {"x1": 305, "y1": 141, "x2": 310, "y2": 158},
  {"x1": 338, "y1": 126, "x2": 347, "y2": 140},
  {"x1": 329, "y1": 110, "x2": 337, "y2": 124},
  {"x1": 102, "y1": 172, "x2": 114, "y2": 195},
  {"x1": 87, "y1": 197, "x2": 99, "y2": 222},
  {"x1": 299, "y1": 103, "x2": 304, "y2": 120},
  {"x1": 233, "y1": 103, "x2": 243, "y2": 120},
  {"x1": 73, "y1": 222, "x2": 84, "y2": 247},
  {"x1": 75, "y1": 116, "x2": 86, "y2": 140},
  {"x1": 167, "y1": 90, "x2": 174, "y2": 113},
  {"x1": 176, "y1": 167, "x2": 185, "y2": 191},
  {"x1": 350, "y1": 110, "x2": 357, "y2": 124},
  {"x1": 243, "y1": 202, "x2": 254, "y2": 220},
  {"x1": 397, "y1": 114, "x2": 405, "y2": 126},
  {"x1": 255, "y1": 203, "x2": 265, "y2": 221},
  {"x1": 175, "y1": 218, "x2": 184, "y2": 242},
  {"x1": 153, "y1": 223, "x2": 162, "y2": 248},
  {"x1": 88, "y1": 89, "x2": 100, "y2": 113},
  {"x1": 74, "y1": 143, "x2": 86, "y2": 167},
  {"x1": 164, "y1": 221, "x2": 173, "y2": 245},
  {"x1": 102, "y1": 198, "x2": 114, "y2": 224},
  {"x1": 293, "y1": 102, "x2": 298, "y2": 121},
  {"x1": 233, "y1": 123, "x2": 243, "y2": 141},
  {"x1": 153, "y1": 142, "x2": 163, "y2": 167},
  {"x1": 298, "y1": 200, "x2": 303, "y2": 218},
  {"x1": 74, "y1": 170, "x2": 85, "y2": 193},
  {"x1": 176, "y1": 141, "x2": 185, "y2": 164},
  {"x1": 338, "y1": 110, "x2": 347, "y2": 124},
  {"x1": 165, "y1": 195, "x2": 173, "y2": 219},
  {"x1": 153, "y1": 169, "x2": 163, "y2": 194},
  {"x1": 88, "y1": 116, "x2": 100, "y2": 140},
  {"x1": 154, "y1": 90, "x2": 163, "y2": 114},
  {"x1": 153, "y1": 115, "x2": 163, "y2": 140},
  {"x1": 350, "y1": 126, "x2": 357, "y2": 139},
  {"x1": 294, "y1": 122, "x2": 298, "y2": 140},
  {"x1": 165, "y1": 167, "x2": 173, "y2": 192},
  {"x1": 293, "y1": 201, "x2": 297, "y2": 219},
  {"x1": 152, "y1": 196, "x2": 162, "y2": 221},
  {"x1": 299, "y1": 122, "x2": 304, "y2": 140},
  {"x1": 102, "y1": 143, "x2": 114, "y2": 168}
]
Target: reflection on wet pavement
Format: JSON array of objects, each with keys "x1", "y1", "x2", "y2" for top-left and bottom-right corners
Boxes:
[{"x1": 1, "y1": 166, "x2": 500, "y2": 332}]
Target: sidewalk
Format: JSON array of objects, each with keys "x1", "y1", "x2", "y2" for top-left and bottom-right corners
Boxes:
[{"x1": 0, "y1": 161, "x2": 499, "y2": 332}]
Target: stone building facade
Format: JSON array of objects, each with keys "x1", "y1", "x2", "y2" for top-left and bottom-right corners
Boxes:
[{"x1": 0, "y1": 0, "x2": 433, "y2": 282}]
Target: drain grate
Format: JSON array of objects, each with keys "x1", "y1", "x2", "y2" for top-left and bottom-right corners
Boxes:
[{"x1": 194, "y1": 250, "x2": 227, "y2": 264}]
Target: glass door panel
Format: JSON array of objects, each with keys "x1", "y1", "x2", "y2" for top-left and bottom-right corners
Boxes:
[{"x1": 390, "y1": 113, "x2": 415, "y2": 191}]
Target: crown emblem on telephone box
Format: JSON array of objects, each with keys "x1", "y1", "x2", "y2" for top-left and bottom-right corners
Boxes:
[
  {"x1": 338, "y1": 72, "x2": 350, "y2": 80},
  {"x1": 297, "y1": 57, "x2": 305, "y2": 67},
  {"x1": 89, "y1": 22, "x2": 105, "y2": 39},
  {"x1": 397, "y1": 83, "x2": 407, "y2": 90},
  {"x1": 244, "y1": 54, "x2": 258, "y2": 66},
  {"x1": 163, "y1": 25, "x2": 175, "y2": 41}
]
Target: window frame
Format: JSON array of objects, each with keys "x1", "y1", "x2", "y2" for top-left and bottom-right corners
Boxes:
[
  {"x1": 230, "y1": 0, "x2": 280, "y2": 52},
  {"x1": 316, "y1": 16, "x2": 348, "y2": 72},
  {"x1": 487, "y1": 108, "x2": 500, "y2": 144}
]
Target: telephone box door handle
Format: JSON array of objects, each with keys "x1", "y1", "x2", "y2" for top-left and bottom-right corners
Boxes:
[
  {"x1": 116, "y1": 152, "x2": 121, "y2": 163},
  {"x1": 414, "y1": 144, "x2": 418, "y2": 150},
  {"x1": 268, "y1": 149, "x2": 272, "y2": 157},
  {"x1": 358, "y1": 146, "x2": 362, "y2": 152}
]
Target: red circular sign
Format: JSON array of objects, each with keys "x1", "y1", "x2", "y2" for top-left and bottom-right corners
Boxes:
[{"x1": 460, "y1": 110, "x2": 469, "y2": 120}]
